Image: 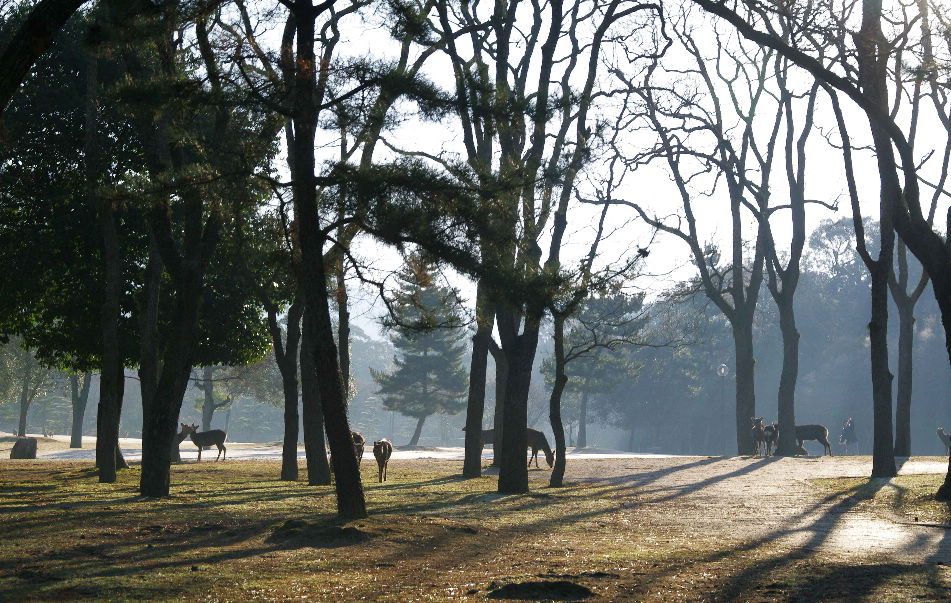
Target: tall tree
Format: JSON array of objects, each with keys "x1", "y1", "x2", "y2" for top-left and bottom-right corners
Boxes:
[{"x1": 372, "y1": 253, "x2": 468, "y2": 446}]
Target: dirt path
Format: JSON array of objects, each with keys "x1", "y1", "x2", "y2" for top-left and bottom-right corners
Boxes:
[{"x1": 563, "y1": 455, "x2": 951, "y2": 565}]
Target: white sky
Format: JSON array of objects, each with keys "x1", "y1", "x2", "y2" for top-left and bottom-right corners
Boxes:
[{"x1": 249, "y1": 0, "x2": 951, "y2": 337}]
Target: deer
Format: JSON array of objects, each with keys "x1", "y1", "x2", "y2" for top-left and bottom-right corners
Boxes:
[
  {"x1": 470, "y1": 427, "x2": 554, "y2": 468},
  {"x1": 329, "y1": 431, "x2": 366, "y2": 471},
  {"x1": 763, "y1": 422, "x2": 779, "y2": 456},
  {"x1": 939, "y1": 427, "x2": 951, "y2": 452},
  {"x1": 373, "y1": 439, "x2": 393, "y2": 482},
  {"x1": 171, "y1": 423, "x2": 194, "y2": 462},
  {"x1": 750, "y1": 417, "x2": 768, "y2": 456},
  {"x1": 187, "y1": 423, "x2": 226, "y2": 461},
  {"x1": 795, "y1": 424, "x2": 833, "y2": 456}
]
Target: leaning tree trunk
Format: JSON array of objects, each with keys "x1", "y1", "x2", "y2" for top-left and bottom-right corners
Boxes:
[
  {"x1": 893, "y1": 302, "x2": 915, "y2": 456},
  {"x1": 69, "y1": 373, "x2": 92, "y2": 448},
  {"x1": 408, "y1": 416, "x2": 427, "y2": 446},
  {"x1": 549, "y1": 314, "x2": 569, "y2": 487},
  {"x1": 732, "y1": 318, "x2": 756, "y2": 455},
  {"x1": 774, "y1": 296, "x2": 799, "y2": 456},
  {"x1": 463, "y1": 280, "x2": 493, "y2": 478},
  {"x1": 301, "y1": 313, "x2": 331, "y2": 486}
]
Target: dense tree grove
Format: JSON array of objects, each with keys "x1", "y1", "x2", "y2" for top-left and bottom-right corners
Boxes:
[{"x1": 1, "y1": 0, "x2": 951, "y2": 514}]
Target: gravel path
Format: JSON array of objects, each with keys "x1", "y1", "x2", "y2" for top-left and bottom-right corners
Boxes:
[{"x1": 564, "y1": 455, "x2": 951, "y2": 564}]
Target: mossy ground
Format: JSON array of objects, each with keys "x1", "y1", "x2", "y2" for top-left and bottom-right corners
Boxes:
[{"x1": 1, "y1": 459, "x2": 948, "y2": 601}]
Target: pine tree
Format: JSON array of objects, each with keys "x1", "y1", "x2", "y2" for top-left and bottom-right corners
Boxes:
[{"x1": 372, "y1": 254, "x2": 468, "y2": 446}]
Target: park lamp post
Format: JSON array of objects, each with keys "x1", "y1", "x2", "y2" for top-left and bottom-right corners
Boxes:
[{"x1": 717, "y1": 363, "x2": 729, "y2": 455}]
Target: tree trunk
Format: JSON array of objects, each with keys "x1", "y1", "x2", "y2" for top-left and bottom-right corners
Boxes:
[
  {"x1": 199, "y1": 366, "x2": 214, "y2": 432},
  {"x1": 497, "y1": 306, "x2": 541, "y2": 494},
  {"x1": 270, "y1": 299, "x2": 303, "y2": 482},
  {"x1": 69, "y1": 373, "x2": 92, "y2": 448},
  {"x1": 733, "y1": 318, "x2": 756, "y2": 455},
  {"x1": 870, "y1": 259, "x2": 897, "y2": 477},
  {"x1": 17, "y1": 376, "x2": 31, "y2": 437},
  {"x1": 893, "y1": 302, "x2": 915, "y2": 456},
  {"x1": 0, "y1": 0, "x2": 87, "y2": 114},
  {"x1": 490, "y1": 347, "x2": 507, "y2": 466},
  {"x1": 301, "y1": 312, "x2": 331, "y2": 486},
  {"x1": 577, "y1": 387, "x2": 591, "y2": 449},
  {"x1": 336, "y1": 259, "x2": 351, "y2": 404},
  {"x1": 549, "y1": 314, "x2": 569, "y2": 487},
  {"x1": 774, "y1": 297, "x2": 799, "y2": 456},
  {"x1": 408, "y1": 415, "x2": 427, "y2": 446},
  {"x1": 290, "y1": 0, "x2": 365, "y2": 519},
  {"x1": 463, "y1": 280, "x2": 493, "y2": 477}
]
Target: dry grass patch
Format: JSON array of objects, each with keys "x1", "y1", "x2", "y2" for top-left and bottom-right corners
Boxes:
[
  {"x1": 812, "y1": 474, "x2": 951, "y2": 525},
  {"x1": 0, "y1": 459, "x2": 949, "y2": 601}
]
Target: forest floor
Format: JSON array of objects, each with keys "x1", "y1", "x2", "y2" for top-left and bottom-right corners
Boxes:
[{"x1": 1, "y1": 454, "x2": 950, "y2": 601}]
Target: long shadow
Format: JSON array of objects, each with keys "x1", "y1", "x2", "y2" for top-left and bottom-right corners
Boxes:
[{"x1": 700, "y1": 475, "x2": 906, "y2": 601}]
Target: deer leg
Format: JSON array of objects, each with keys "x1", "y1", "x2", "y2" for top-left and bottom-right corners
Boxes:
[{"x1": 197, "y1": 447, "x2": 202, "y2": 462}]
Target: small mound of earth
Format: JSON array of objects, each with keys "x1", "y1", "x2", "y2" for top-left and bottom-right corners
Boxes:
[
  {"x1": 486, "y1": 580, "x2": 595, "y2": 600},
  {"x1": 269, "y1": 520, "x2": 371, "y2": 547}
]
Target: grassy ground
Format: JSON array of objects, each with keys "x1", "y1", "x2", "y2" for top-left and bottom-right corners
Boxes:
[
  {"x1": 1, "y1": 459, "x2": 949, "y2": 601},
  {"x1": 813, "y1": 473, "x2": 951, "y2": 526}
]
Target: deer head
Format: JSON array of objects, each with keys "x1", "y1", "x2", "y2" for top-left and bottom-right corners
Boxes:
[{"x1": 544, "y1": 450, "x2": 554, "y2": 468}]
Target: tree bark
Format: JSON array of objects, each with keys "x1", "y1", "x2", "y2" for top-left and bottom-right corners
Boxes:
[
  {"x1": 69, "y1": 373, "x2": 92, "y2": 448},
  {"x1": 408, "y1": 415, "x2": 427, "y2": 446},
  {"x1": 490, "y1": 344, "x2": 507, "y2": 467},
  {"x1": 463, "y1": 280, "x2": 493, "y2": 477}
]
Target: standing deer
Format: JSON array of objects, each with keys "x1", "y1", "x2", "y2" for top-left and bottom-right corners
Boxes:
[
  {"x1": 188, "y1": 423, "x2": 227, "y2": 461},
  {"x1": 471, "y1": 427, "x2": 554, "y2": 468},
  {"x1": 751, "y1": 418, "x2": 768, "y2": 456},
  {"x1": 373, "y1": 439, "x2": 393, "y2": 482},
  {"x1": 795, "y1": 424, "x2": 833, "y2": 456},
  {"x1": 763, "y1": 422, "x2": 779, "y2": 456},
  {"x1": 329, "y1": 431, "x2": 366, "y2": 471}
]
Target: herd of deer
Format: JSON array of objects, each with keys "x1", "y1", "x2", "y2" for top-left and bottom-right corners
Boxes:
[
  {"x1": 172, "y1": 423, "x2": 558, "y2": 480},
  {"x1": 750, "y1": 417, "x2": 847, "y2": 456}
]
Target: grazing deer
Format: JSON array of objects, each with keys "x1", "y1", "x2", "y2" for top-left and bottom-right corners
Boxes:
[
  {"x1": 750, "y1": 418, "x2": 768, "y2": 456},
  {"x1": 795, "y1": 424, "x2": 833, "y2": 456},
  {"x1": 373, "y1": 439, "x2": 393, "y2": 482},
  {"x1": 188, "y1": 423, "x2": 227, "y2": 461},
  {"x1": 473, "y1": 427, "x2": 554, "y2": 468},
  {"x1": 839, "y1": 418, "x2": 857, "y2": 454}
]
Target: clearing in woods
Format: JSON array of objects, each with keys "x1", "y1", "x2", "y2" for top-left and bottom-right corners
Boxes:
[{"x1": 1, "y1": 454, "x2": 950, "y2": 601}]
